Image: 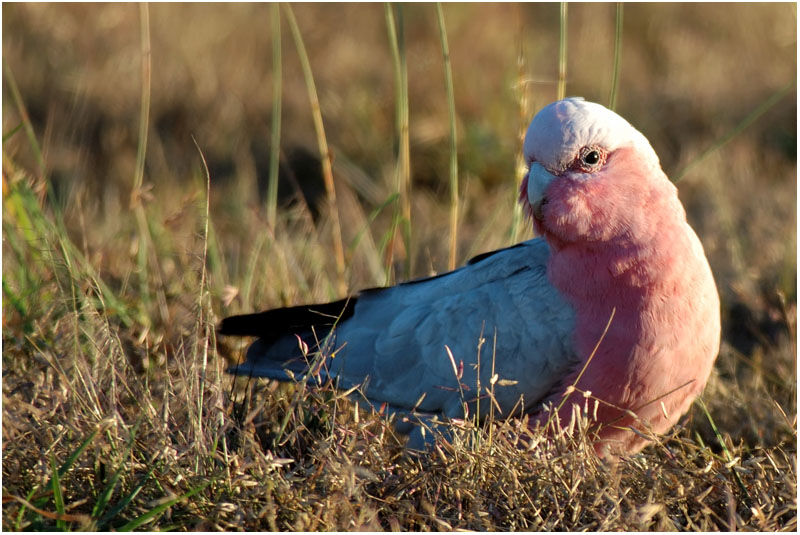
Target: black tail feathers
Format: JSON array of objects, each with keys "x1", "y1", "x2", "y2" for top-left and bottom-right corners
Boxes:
[{"x1": 218, "y1": 297, "x2": 358, "y2": 340}]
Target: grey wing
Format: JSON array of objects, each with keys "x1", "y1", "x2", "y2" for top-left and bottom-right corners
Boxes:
[{"x1": 328, "y1": 238, "x2": 577, "y2": 419}]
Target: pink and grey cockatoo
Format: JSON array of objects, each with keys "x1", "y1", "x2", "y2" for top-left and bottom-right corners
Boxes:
[{"x1": 220, "y1": 97, "x2": 721, "y2": 457}]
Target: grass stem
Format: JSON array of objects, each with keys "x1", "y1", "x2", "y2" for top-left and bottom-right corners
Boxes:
[
  {"x1": 267, "y1": 4, "x2": 282, "y2": 228},
  {"x1": 3, "y1": 60, "x2": 46, "y2": 180},
  {"x1": 385, "y1": 3, "x2": 412, "y2": 281},
  {"x1": 510, "y1": 18, "x2": 530, "y2": 245},
  {"x1": 131, "y1": 3, "x2": 169, "y2": 327},
  {"x1": 608, "y1": 3, "x2": 623, "y2": 111},
  {"x1": 191, "y1": 135, "x2": 213, "y2": 452},
  {"x1": 132, "y1": 2, "x2": 151, "y2": 206},
  {"x1": 283, "y1": 3, "x2": 347, "y2": 295},
  {"x1": 557, "y1": 3, "x2": 568, "y2": 100},
  {"x1": 436, "y1": 3, "x2": 459, "y2": 271}
]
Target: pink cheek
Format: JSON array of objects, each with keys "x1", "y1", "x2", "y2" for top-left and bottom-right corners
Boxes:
[{"x1": 546, "y1": 181, "x2": 597, "y2": 238}]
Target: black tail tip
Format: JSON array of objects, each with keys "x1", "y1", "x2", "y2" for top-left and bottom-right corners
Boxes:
[{"x1": 217, "y1": 314, "x2": 253, "y2": 336}]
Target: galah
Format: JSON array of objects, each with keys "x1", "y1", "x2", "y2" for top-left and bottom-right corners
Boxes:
[{"x1": 220, "y1": 97, "x2": 721, "y2": 457}]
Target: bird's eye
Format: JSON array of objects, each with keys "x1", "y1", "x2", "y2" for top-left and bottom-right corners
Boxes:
[
  {"x1": 576, "y1": 147, "x2": 605, "y2": 172},
  {"x1": 582, "y1": 150, "x2": 600, "y2": 166}
]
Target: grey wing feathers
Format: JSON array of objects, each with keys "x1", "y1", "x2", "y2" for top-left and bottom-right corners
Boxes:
[
  {"x1": 328, "y1": 238, "x2": 577, "y2": 418},
  {"x1": 226, "y1": 238, "x2": 577, "y2": 420}
]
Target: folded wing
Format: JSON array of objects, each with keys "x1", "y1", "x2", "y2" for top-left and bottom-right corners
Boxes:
[{"x1": 221, "y1": 238, "x2": 577, "y2": 420}]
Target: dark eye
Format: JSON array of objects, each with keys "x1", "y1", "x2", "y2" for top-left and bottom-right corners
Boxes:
[
  {"x1": 575, "y1": 147, "x2": 606, "y2": 172},
  {"x1": 582, "y1": 150, "x2": 600, "y2": 166}
]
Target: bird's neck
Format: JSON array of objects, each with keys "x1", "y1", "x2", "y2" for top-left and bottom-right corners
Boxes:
[
  {"x1": 550, "y1": 224, "x2": 688, "y2": 301},
  {"x1": 546, "y1": 202, "x2": 699, "y2": 362}
]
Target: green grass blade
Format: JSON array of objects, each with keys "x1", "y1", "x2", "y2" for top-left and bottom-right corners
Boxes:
[
  {"x1": 91, "y1": 420, "x2": 142, "y2": 521},
  {"x1": 3, "y1": 183, "x2": 37, "y2": 248},
  {"x1": 240, "y1": 228, "x2": 270, "y2": 309},
  {"x1": 50, "y1": 454, "x2": 67, "y2": 531},
  {"x1": 190, "y1": 136, "x2": 214, "y2": 450},
  {"x1": 204, "y1": 212, "x2": 228, "y2": 287},
  {"x1": 436, "y1": 3, "x2": 460, "y2": 271},
  {"x1": 91, "y1": 465, "x2": 124, "y2": 521},
  {"x1": 3, "y1": 60, "x2": 45, "y2": 177},
  {"x1": 2, "y1": 210, "x2": 40, "y2": 330},
  {"x1": 2, "y1": 121, "x2": 24, "y2": 143},
  {"x1": 116, "y1": 480, "x2": 212, "y2": 532},
  {"x1": 132, "y1": 2, "x2": 151, "y2": 202},
  {"x1": 283, "y1": 2, "x2": 347, "y2": 295},
  {"x1": 509, "y1": 24, "x2": 530, "y2": 245},
  {"x1": 96, "y1": 463, "x2": 157, "y2": 528},
  {"x1": 384, "y1": 2, "x2": 412, "y2": 281},
  {"x1": 5, "y1": 177, "x2": 136, "y2": 328},
  {"x1": 132, "y1": 3, "x2": 155, "y2": 323},
  {"x1": 2, "y1": 271, "x2": 29, "y2": 322},
  {"x1": 56, "y1": 427, "x2": 100, "y2": 480},
  {"x1": 348, "y1": 192, "x2": 400, "y2": 256},
  {"x1": 267, "y1": 3, "x2": 283, "y2": 227},
  {"x1": 608, "y1": 3, "x2": 623, "y2": 111},
  {"x1": 13, "y1": 425, "x2": 100, "y2": 529},
  {"x1": 697, "y1": 398, "x2": 753, "y2": 508},
  {"x1": 557, "y1": 2, "x2": 568, "y2": 100}
]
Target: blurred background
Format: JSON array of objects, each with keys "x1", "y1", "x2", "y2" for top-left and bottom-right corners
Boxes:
[{"x1": 3, "y1": 3, "x2": 796, "y2": 364}]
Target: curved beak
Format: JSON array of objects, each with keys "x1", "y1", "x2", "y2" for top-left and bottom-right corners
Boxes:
[{"x1": 526, "y1": 162, "x2": 557, "y2": 220}]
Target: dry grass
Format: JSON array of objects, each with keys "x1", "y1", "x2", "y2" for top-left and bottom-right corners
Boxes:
[{"x1": 2, "y1": 3, "x2": 797, "y2": 531}]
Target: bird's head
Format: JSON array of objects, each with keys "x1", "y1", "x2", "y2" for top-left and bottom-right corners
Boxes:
[{"x1": 519, "y1": 98, "x2": 675, "y2": 247}]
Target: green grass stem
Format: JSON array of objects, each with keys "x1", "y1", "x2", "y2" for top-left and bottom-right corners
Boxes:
[
  {"x1": 509, "y1": 19, "x2": 530, "y2": 245},
  {"x1": 130, "y1": 3, "x2": 170, "y2": 327},
  {"x1": 385, "y1": 2, "x2": 412, "y2": 281},
  {"x1": 348, "y1": 192, "x2": 400, "y2": 258},
  {"x1": 191, "y1": 136, "x2": 213, "y2": 452},
  {"x1": 436, "y1": 3, "x2": 460, "y2": 271},
  {"x1": 557, "y1": 3, "x2": 568, "y2": 100},
  {"x1": 697, "y1": 398, "x2": 753, "y2": 508},
  {"x1": 608, "y1": 3, "x2": 623, "y2": 111},
  {"x1": 117, "y1": 480, "x2": 212, "y2": 531},
  {"x1": 2, "y1": 121, "x2": 25, "y2": 143},
  {"x1": 14, "y1": 426, "x2": 100, "y2": 529},
  {"x1": 267, "y1": 4, "x2": 282, "y2": 228},
  {"x1": 96, "y1": 463, "x2": 157, "y2": 528},
  {"x1": 283, "y1": 3, "x2": 347, "y2": 296},
  {"x1": 132, "y1": 2, "x2": 151, "y2": 202},
  {"x1": 49, "y1": 454, "x2": 67, "y2": 531},
  {"x1": 3, "y1": 60, "x2": 45, "y2": 178}
]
